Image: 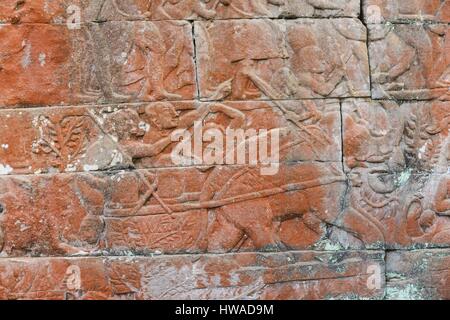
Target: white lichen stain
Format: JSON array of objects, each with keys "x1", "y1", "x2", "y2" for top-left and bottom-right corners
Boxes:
[
  {"x1": 0, "y1": 164, "x2": 13, "y2": 175},
  {"x1": 38, "y1": 53, "x2": 46, "y2": 66},
  {"x1": 386, "y1": 284, "x2": 424, "y2": 300},
  {"x1": 396, "y1": 168, "x2": 412, "y2": 187},
  {"x1": 83, "y1": 164, "x2": 99, "y2": 172},
  {"x1": 418, "y1": 144, "x2": 427, "y2": 160},
  {"x1": 65, "y1": 164, "x2": 77, "y2": 172},
  {"x1": 314, "y1": 239, "x2": 343, "y2": 251},
  {"x1": 110, "y1": 150, "x2": 123, "y2": 166},
  {"x1": 21, "y1": 42, "x2": 32, "y2": 69}
]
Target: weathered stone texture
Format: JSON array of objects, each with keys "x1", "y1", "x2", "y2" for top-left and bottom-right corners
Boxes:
[
  {"x1": 0, "y1": 21, "x2": 195, "y2": 107},
  {"x1": 369, "y1": 23, "x2": 450, "y2": 100},
  {"x1": 386, "y1": 249, "x2": 450, "y2": 300},
  {"x1": 0, "y1": 164, "x2": 347, "y2": 256},
  {"x1": 0, "y1": 0, "x2": 449, "y2": 301},
  {"x1": 343, "y1": 99, "x2": 450, "y2": 248},
  {"x1": 0, "y1": 0, "x2": 360, "y2": 24},
  {"x1": 0, "y1": 100, "x2": 341, "y2": 174},
  {"x1": 0, "y1": 251, "x2": 384, "y2": 300},
  {"x1": 364, "y1": 0, "x2": 450, "y2": 23},
  {"x1": 196, "y1": 19, "x2": 370, "y2": 100}
]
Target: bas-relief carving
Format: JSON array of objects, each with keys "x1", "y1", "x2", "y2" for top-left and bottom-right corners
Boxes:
[
  {"x1": 0, "y1": 251, "x2": 384, "y2": 299},
  {"x1": 343, "y1": 100, "x2": 450, "y2": 247},
  {"x1": 73, "y1": 163, "x2": 348, "y2": 253},
  {"x1": 70, "y1": 20, "x2": 195, "y2": 104},
  {"x1": 365, "y1": 0, "x2": 450, "y2": 23},
  {"x1": 0, "y1": 19, "x2": 194, "y2": 107},
  {"x1": 1, "y1": 0, "x2": 450, "y2": 301},
  {"x1": 0, "y1": 0, "x2": 359, "y2": 24},
  {"x1": 87, "y1": 0, "x2": 359, "y2": 20},
  {"x1": 196, "y1": 19, "x2": 370, "y2": 101},
  {"x1": 0, "y1": 109, "x2": 130, "y2": 174},
  {"x1": 0, "y1": 98, "x2": 340, "y2": 175},
  {"x1": 0, "y1": 163, "x2": 346, "y2": 255},
  {"x1": 369, "y1": 23, "x2": 450, "y2": 100},
  {"x1": 96, "y1": 100, "x2": 341, "y2": 166},
  {"x1": 0, "y1": 96, "x2": 344, "y2": 255},
  {"x1": 4, "y1": 100, "x2": 450, "y2": 253}
]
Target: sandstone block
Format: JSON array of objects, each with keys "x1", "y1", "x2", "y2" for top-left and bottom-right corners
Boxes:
[
  {"x1": 369, "y1": 23, "x2": 450, "y2": 100},
  {"x1": 386, "y1": 249, "x2": 450, "y2": 300},
  {"x1": 343, "y1": 99, "x2": 450, "y2": 248},
  {"x1": 0, "y1": 99, "x2": 341, "y2": 174},
  {"x1": 195, "y1": 19, "x2": 370, "y2": 100},
  {"x1": 0, "y1": 251, "x2": 384, "y2": 300}
]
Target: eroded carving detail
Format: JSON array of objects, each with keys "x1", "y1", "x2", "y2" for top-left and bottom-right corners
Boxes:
[
  {"x1": 196, "y1": 19, "x2": 370, "y2": 101},
  {"x1": 32, "y1": 115, "x2": 89, "y2": 171},
  {"x1": 344, "y1": 99, "x2": 450, "y2": 247},
  {"x1": 369, "y1": 23, "x2": 450, "y2": 100}
]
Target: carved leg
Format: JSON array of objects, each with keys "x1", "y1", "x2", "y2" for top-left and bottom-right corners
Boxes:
[
  {"x1": 338, "y1": 207, "x2": 385, "y2": 245},
  {"x1": 207, "y1": 210, "x2": 245, "y2": 252},
  {"x1": 86, "y1": 24, "x2": 130, "y2": 101},
  {"x1": 139, "y1": 50, "x2": 182, "y2": 100}
]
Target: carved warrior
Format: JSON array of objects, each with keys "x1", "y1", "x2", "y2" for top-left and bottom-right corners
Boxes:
[
  {"x1": 73, "y1": 1, "x2": 148, "y2": 101},
  {"x1": 74, "y1": 1, "x2": 189, "y2": 102},
  {"x1": 158, "y1": 0, "x2": 217, "y2": 19},
  {"x1": 37, "y1": 99, "x2": 341, "y2": 253},
  {"x1": 72, "y1": 101, "x2": 363, "y2": 252},
  {"x1": 88, "y1": 0, "x2": 152, "y2": 21},
  {"x1": 151, "y1": 0, "x2": 352, "y2": 19},
  {"x1": 207, "y1": 0, "x2": 349, "y2": 17},
  {"x1": 123, "y1": 23, "x2": 179, "y2": 100},
  {"x1": 203, "y1": 19, "x2": 368, "y2": 101},
  {"x1": 102, "y1": 102, "x2": 245, "y2": 162}
]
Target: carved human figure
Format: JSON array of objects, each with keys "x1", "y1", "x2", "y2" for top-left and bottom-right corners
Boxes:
[
  {"x1": 126, "y1": 22, "x2": 184, "y2": 101},
  {"x1": 0, "y1": 176, "x2": 106, "y2": 256},
  {"x1": 262, "y1": 28, "x2": 345, "y2": 98},
  {"x1": 428, "y1": 26, "x2": 450, "y2": 97},
  {"x1": 218, "y1": 0, "x2": 284, "y2": 16},
  {"x1": 372, "y1": 23, "x2": 449, "y2": 98},
  {"x1": 106, "y1": 103, "x2": 245, "y2": 162},
  {"x1": 74, "y1": 0, "x2": 154, "y2": 101},
  {"x1": 90, "y1": 0, "x2": 152, "y2": 21},
  {"x1": 398, "y1": 26, "x2": 440, "y2": 90},
  {"x1": 370, "y1": 25, "x2": 416, "y2": 92}
]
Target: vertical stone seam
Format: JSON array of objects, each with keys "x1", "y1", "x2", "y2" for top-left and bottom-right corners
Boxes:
[{"x1": 190, "y1": 21, "x2": 201, "y2": 100}]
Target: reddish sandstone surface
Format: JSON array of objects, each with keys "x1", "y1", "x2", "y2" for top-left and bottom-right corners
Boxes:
[{"x1": 0, "y1": 0, "x2": 449, "y2": 300}]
